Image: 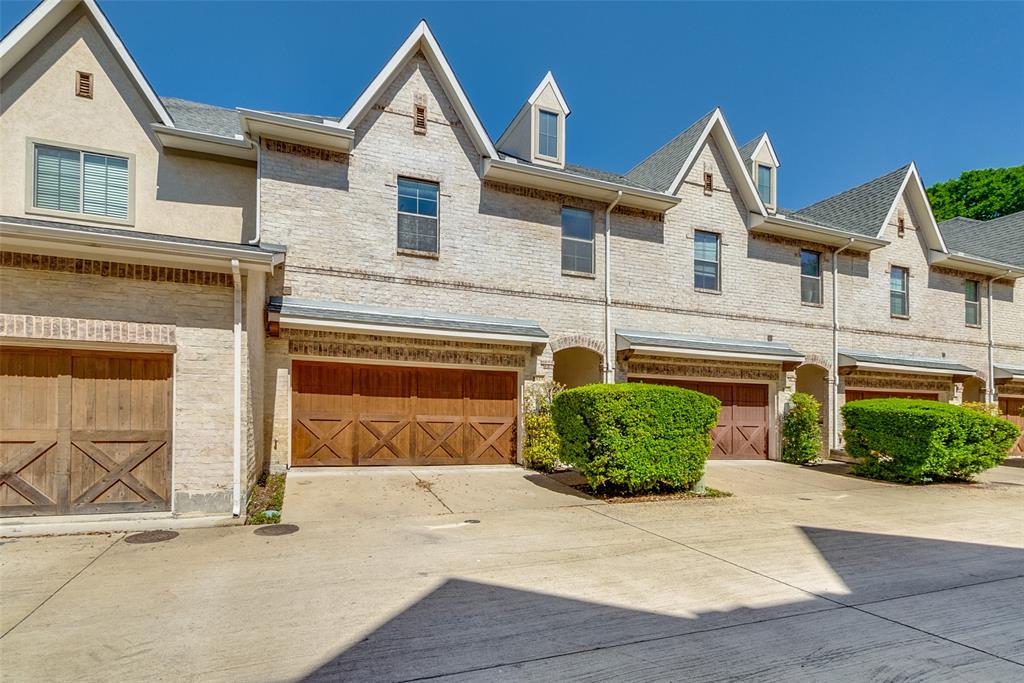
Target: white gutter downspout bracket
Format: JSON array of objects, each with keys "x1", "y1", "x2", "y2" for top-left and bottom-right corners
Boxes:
[
  {"x1": 986, "y1": 271, "x2": 1012, "y2": 403},
  {"x1": 231, "y1": 259, "x2": 243, "y2": 517},
  {"x1": 831, "y1": 239, "x2": 855, "y2": 452},
  {"x1": 604, "y1": 191, "x2": 623, "y2": 383}
]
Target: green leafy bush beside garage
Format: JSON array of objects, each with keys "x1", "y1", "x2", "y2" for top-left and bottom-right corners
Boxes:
[
  {"x1": 782, "y1": 392, "x2": 823, "y2": 465},
  {"x1": 551, "y1": 383, "x2": 720, "y2": 493},
  {"x1": 841, "y1": 398, "x2": 1020, "y2": 483}
]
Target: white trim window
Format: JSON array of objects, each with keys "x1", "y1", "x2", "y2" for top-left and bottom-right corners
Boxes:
[
  {"x1": 757, "y1": 163, "x2": 772, "y2": 205},
  {"x1": 34, "y1": 144, "x2": 129, "y2": 219},
  {"x1": 694, "y1": 230, "x2": 721, "y2": 291},
  {"x1": 538, "y1": 109, "x2": 558, "y2": 158},
  {"x1": 800, "y1": 249, "x2": 822, "y2": 305},
  {"x1": 397, "y1": 177, "x2": 439, "y2": 254},
  {"x1": 890, "y1": 266, "x2": 909, "y2": 317},
  {"x1": 561, "y1": 206, "x2": 593, "y2": 274},
  {"x1": 965, "y1": 279, "x2": 980, "y2": 326}
]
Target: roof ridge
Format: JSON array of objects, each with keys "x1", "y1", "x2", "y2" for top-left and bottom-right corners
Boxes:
[{"x1": 799, "y1": 163, "x2": 911, "y2": 212}]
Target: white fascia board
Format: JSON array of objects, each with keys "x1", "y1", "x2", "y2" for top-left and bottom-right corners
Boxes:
[
  {"x1": 839, "y1": 357, "x2": 967, "y2": 377},
  {"x1": 528, "y1": 71, "x2": 570, "y2": 115},
  {"x1": 484, "y1": 157, "x2": 680, "y2": 211},
  {"x1": 927, "y1": 250, "x2": 1024, "y2": 278},
  {"x1": 0, "y1": 220, "x2": 282, "y2": 272},
  {"x1": 238, "y1": 109, "x2": 354, "y2": 151},
  {"x1": 626, "y1": 344, "x2": 803, "y2": 366},
  {"x1": 751, "y1": 133, "x2": 780, "y2": 167},
  {"x1": 338, "y1": 21, "x2": 498, "y2": 159},
  {"x1": 152, "y1": 125, "x2": 256, "y2": 160},
  {"x1": 751, "y1": 214, "x2": 889, "y2": 250},
  {"x1": 271, "y1": 314, "x2": 543, "y2": 346},
  {"x1": 1, "y1": 0, "x2": 173, "y2": 126},
  {"x1": 878, "y1": 163, "x2": 948, "y2": 253},
  {"x1": 667, "y1": 110, "x2": 767, "y2": 216}
]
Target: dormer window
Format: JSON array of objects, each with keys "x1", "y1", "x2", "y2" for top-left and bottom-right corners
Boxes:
[
  {"x1": 538, "y1": 110, "x2": 559, "y2": 158},
  {"x1": 757, "y1": 164, "x2": 772, "y2": 205}
]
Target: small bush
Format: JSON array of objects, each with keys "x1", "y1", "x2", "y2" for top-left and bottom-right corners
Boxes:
[
  {"x1": 961, "y1": 402, "x2": 999, "y2": 417},
  {"x1": 522, "y1": 380, "x2": 563, "y2": 472},
  {"x1": 782, "y1": 392, "x2": 823, "y2": 465},
  {"x1": 842, "y1": 398, "x2": 1020, "y2": 483},
  {"x1": 552, "y1": 383, "x2": 720, "y2": 493}
]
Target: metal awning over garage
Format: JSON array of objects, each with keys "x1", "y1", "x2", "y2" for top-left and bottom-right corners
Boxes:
[
  {"x1": 838, "y1": 350, "x2": 975, "y2": 380},
  {"x1": 268, "y1": 297, "x2": 548, "y2": 346},
  {"x1": 993, "y1": 365, "x2": 1024, "y2": 383},
  {"x1": 617, "y1": 330, "x2": 805, "y2": 370}
]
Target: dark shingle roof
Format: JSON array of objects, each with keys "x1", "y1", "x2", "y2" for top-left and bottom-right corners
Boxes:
[
  {"x1": 616, "y1": 330, "x2": 804, "y2": 360},
  {"x1": 737, "y1": 135, "x2": 761, "y2": 163},
  {"x1": 938, "y1": 211, "x2": 1024, "y2": 268},
  {"x1": 496, "y1": 153, "x2": 661, "y2": 193},
  {"x1": 624, "y1": 109, "x2": 717, "y2": 193},
  {"x1": 839, "y1": 349, "x2": 975, "y2": 375},
  {"x1": 795, "y1": 164, "x2": 911, "y2": 237},
  {"x1": 161, "y1": 97, "x2": 241, "y2": 138},
  {"x1": 268, "y1": 297, "x2": 548, "y2": 340}
]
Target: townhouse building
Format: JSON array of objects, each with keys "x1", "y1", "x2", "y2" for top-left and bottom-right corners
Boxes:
[{"x1": 1, "y1": 0, "x2": 1021, "y2": 520}]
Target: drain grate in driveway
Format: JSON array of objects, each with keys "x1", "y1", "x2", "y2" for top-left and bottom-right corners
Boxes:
[
  {"x1": 124, "y1": 530, "x2": 179, "y2": 544},
  {"x1": 254, "y1": 524, "x2": 299, "y2": 537}
]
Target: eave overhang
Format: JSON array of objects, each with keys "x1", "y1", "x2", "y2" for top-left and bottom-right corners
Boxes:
[
  {"x1": 751, "y1": 214, "x2": 889, "y2": 250},
  {"x1": 483, "y1": 158, "x2": 679, "y2": 212},
  {"x1": 0, "y1": 217, "x2": 284, "y2": 273},
  {"x1": 927, "y1": 250, "x2": 1024, "y2": 279},
  {"x1": 838, "y1": 350, "x2": 975, "y2": 382},
  {"x1": 238, "y1": 109, "x2": 355, "y2": 152},
  {"x1": 617, "y1": 330, "x2": 805, "y2": 371},
  {"x1": 993, "y1": 365, "x2": 1024, "y2": 384},
  {"x1": 152, "y1": 124, "x2": 256, "y2": 161}
]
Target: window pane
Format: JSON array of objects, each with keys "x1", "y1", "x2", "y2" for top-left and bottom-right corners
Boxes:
[
  {"x1": 83, "y1": 153, "x2": 128, "y2": 219},
  {"x1": 800, "y1": 250, "x2": 820, "y2": 277},
  {"x1": 890, "y1": 267, "x2": 907, "y2": 292},
  {"x1": 757, "y1": 165, "x2": 772, "y2": 204},
  {"x1": 539, "y1": 110, "x2": 558, "y2": 157},
  {"x1": 35, "y1": 145, "x2": 81, "y2": 213},
  {"x1": 965, "y1": 280, "x2": 979, "y2": 303},
  {"x1": 966, "y1": 301, "x2": 979, "y2": 326},
  {"x1": 398, "y1": 213, "x2": 438, "y2": 253},
  {"x1": 561, "y1": 207, "x2": 593, "y2": 241},
  {"x1": 561, "y1": 238, "x2": 593, "y2": 273},
  {"x1": 891, "y1": 291, "x2": 907, "y2": 317},
  {"x1": 801, "y1": 276, "x2": 821, "y2": 304},
  {"x1": 694, "y1": 231, "x2": 719, "y2": 262},
  {"x1": 398, "y1": 178, "x2": 439, "y2": 218},
  {"x1": 694, "y1": 260, "x2": 719, "y2": 290}
]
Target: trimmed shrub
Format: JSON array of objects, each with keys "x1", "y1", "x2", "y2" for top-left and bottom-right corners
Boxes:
[
  {"x1": 782, "y1": 392, "x2": 823, "y2": 465},
  {"x1": 551, "y1": 383, "x2": 720, "y2": 493},
  {"x1": 523, "y1": 413, "x2": 560, "y2": 472},
  {"x1": 842, "y1": 398, "x2": 1020, "y2": 483}
]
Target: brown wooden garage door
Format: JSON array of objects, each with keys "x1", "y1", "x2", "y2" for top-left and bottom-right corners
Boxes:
[
  {"x1": 845, "y1": 390, "x2": 940, "y2": 401},
  {"x1": 0, "y1": 348, "x2": 172, "y2": 518},
  {"x1": 292, "y1": 362, "x2": 518, "y2": 466},
  {"x1": 998, "y1": 396, "x2": 1024, "y2": 454},
  {"x1": 629, "y1": 377, "x2": 769, "y2": 459}
]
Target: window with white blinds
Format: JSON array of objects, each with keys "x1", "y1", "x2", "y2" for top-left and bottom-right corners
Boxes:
[{"x1": 34, "y1": 144, "x2": 129, "y2": 219}]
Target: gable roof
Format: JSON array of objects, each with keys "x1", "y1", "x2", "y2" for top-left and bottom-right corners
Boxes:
[
  {"x1": 795, "y1": 165, "x2": 911, "y2": 237},
  {"x1": 737, "y1": 136, "x2": 760, "y2": 163},
  {"x1": 528, "y1": 70, "x2": 570, "y2": 115},
  {"x1": 1, "y1": 0, "x2": 173, "y2": 126},
  {"x1": 624, "y1": 108, "x2": 766, "y2": 214},
  {"x1": 338, "y1": 20, "x2": 497, "y2": 159},
  {"x1": 939, "y1": 211, "x2": 1024, "y2": 269}
]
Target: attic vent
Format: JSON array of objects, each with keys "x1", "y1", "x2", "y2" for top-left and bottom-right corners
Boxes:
[
  {"x1": 414, "y1": 104, "x2": 427, "y2": 134},
  {"x1": 75, "y1": 71, "x2": 93, "y2": 99},
  {"x1": 703, "y1": 172, "x2": 714, "y2": 195},
  {"x1": 897, "y1": 212, "x2": 906, "y2": 238}
]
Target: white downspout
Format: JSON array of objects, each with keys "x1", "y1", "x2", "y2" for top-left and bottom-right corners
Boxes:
[
  {"x1": 231, "y1": 259, "x2": 242, "y2": 517},
  {"x1": 986, "y1": 271, "x2": 1011, "y2": 403},
  {"x1": 248, "y1": 138, "x2": 261, "y2": 245},
  {"x1": 604, "y1": 191, "x2": 623, "y2": 383},
  {"x1": 831, "y1": 239, "x2": 854, "y2": 452}
]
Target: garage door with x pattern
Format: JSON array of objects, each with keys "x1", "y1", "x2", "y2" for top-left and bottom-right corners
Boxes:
[
  {"x1": 0, "y1": 347, "x2": 172, "y2": 517},
  {"x1": 629, "y1": 377, "x2": 770, "y2": 459},
  {"x1": 292, "y1": 362, "x2": 518, "y2": 466}
]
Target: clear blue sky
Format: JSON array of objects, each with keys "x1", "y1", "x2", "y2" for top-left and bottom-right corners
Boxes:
[{"x1": 3, "y1": 1, "x2": 1022, "y2": 208}]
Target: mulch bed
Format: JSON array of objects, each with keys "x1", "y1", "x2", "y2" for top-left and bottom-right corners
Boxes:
[{"x1": 245, "y1": 473, "x2": 286, "y2": 525}]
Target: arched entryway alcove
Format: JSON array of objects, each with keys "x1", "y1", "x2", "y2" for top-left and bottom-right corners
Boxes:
[
  {"x1": 553, "y1": 347, "x2": 602, "y2": 388},
  {"x1": 795, "y1": 363, "x2": 829, "y2": 456}
]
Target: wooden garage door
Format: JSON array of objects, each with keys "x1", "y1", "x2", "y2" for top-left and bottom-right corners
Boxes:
[
  {"x1": 998, "y1": 396, "x2": 1024, "y2": 454},
  {"x1": 0, "y1": 348, "x2": 172, "y2": 518},
  {"x1": 845, "y1": 390, "x2": 940, "y2": 401},
  {"x1": 629, "y1": 378, "x2": 769, "y2": 459},
  {"x1": 291, "y1": 362, "x2": 517, "y2": 466}
]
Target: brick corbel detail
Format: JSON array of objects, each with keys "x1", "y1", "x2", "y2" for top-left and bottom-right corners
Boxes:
[{"x1": 0, "y1": 314, "x2": 175, "y2": 346}]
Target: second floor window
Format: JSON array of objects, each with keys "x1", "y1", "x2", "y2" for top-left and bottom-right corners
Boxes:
[
  {"x1": 538, "y1": 110, "x2": 558, "y2": 158},
  {"x1": 561, "y1": 206, "x2": 593, "y2": 274},
  {"x1": 757, "y1": 164, "x2": 772, "y2": 205},
  {"x1": 890, "y1": 266, "x2": 909, "y2": 317},
  {"x1": 397, "y1": 177, "x2": 439, "y2": 254},
  {"x1": 965, "y1": 279, "x2": 980, "y2": 326},
  {"x1": 694, "y1": 230, "x2": 720, "y2": 291},
  {"x1": 800, "y1": 249, "x2": 821, "y2": 305},
  {"x1": 34, "y1": 144, "x2": 129, "y2": 219}
]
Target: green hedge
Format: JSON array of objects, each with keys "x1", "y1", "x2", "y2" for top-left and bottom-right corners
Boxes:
[
  {"x1": 842, "y1": 398, "x2": 1020, "y2": 483},
  {"x1": 551, "y1": 383, "x2": 720, "y2": 493},
  {"x1": 523, "y1": 412, "x2": 560, "y2": 473},
  {"x1": 782, "y1": 392, "x2": 823, "y2": 465}
]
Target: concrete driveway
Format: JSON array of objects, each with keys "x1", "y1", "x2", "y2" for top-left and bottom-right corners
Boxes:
[{"x1": 2, "y1": 461, "x2": 1023, "y2": 682}]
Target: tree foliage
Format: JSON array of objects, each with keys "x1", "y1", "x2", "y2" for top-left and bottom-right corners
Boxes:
[{"x1": 926, "y1": 166, "x2": 1024, "y2": 222}]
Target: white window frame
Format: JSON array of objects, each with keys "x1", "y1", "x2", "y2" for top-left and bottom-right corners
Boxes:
[
  {"x1": 536, "y1": 108, "x2": 560, "y2": 161},
  {"x1": 965, "y1": 279, "x2": 981, "y2": 327},
  {"x1": 396, "y1": 176, "x2": 440, "y2": 257},
  {"x1": 26, "y1": 139, "x2": 135, "y2": 226},
  {"x1": 800, "y1": 249, "x2": 822, "y2": 306},
  {"x1": 560, "y1": 206, "x2": 595, "y2": 276},
  {"x1": 693, "y1": 229, "x2": 722, "y2": 293},
  {"x1": 890, "y1": 265, "x2": 910, "y2": 318}
]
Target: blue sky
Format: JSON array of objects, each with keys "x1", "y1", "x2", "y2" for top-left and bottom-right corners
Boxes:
[{"x1": 3, "y1": 1, "x2": 1022, "y2": 208}]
